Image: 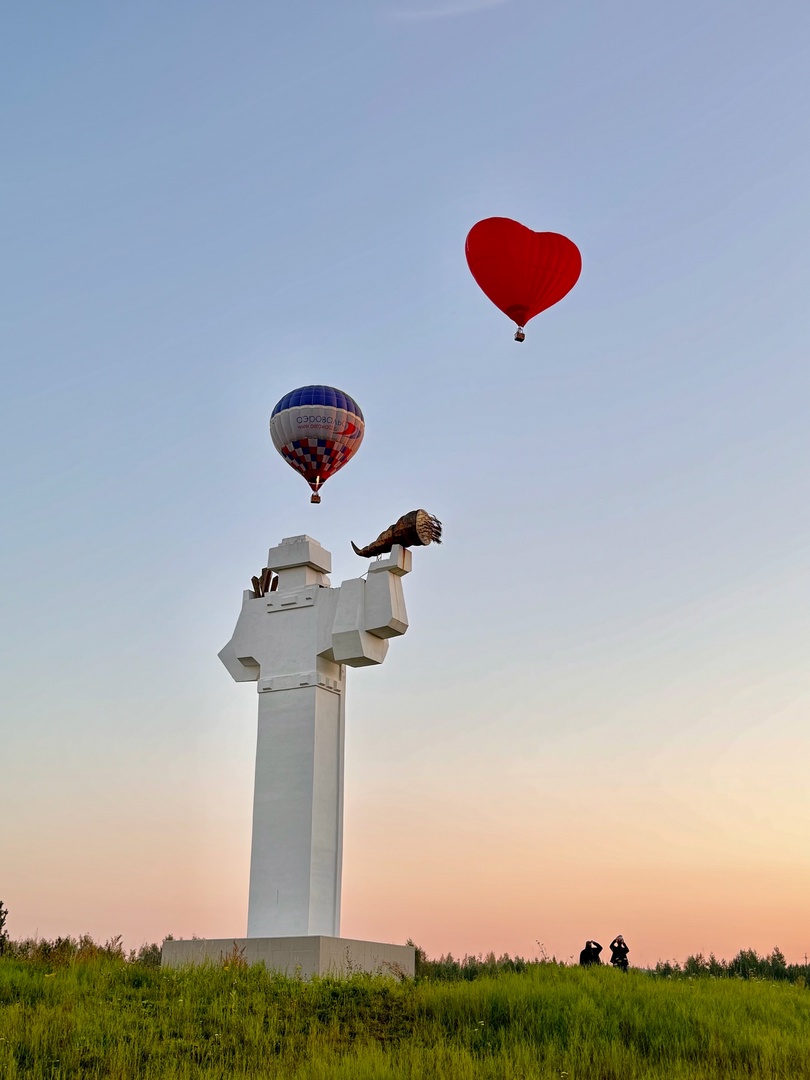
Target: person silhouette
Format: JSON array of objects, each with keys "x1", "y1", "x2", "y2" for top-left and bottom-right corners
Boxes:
[
  {"x1": 579, "y1": 940, "x2": 603, "y2": 966},
  {"x1": 609, "y1": 935, "x2": 629, "y2": 971}
]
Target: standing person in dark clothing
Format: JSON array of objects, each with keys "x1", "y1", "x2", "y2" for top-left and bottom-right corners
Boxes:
[
  {"x1": 609, "y1": 935, "x2": 629, "y2": 971},
  {"x1": 579, "y1": 940, "x2": 603, "y2": 966}
]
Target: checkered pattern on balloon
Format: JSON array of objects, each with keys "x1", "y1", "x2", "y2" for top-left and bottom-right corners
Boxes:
[{"x1": 280, "y1": 439, "x2": 355, "y2": 492}]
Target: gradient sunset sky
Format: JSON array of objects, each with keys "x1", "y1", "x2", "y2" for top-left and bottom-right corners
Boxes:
[{"x1": 2, "y1": 1, "x2": 809, "y2": 967}]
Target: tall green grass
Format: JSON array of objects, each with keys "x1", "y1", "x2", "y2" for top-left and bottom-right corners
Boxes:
[{"x1": 2, "y1": 955, "x2": 809, "y2": 1078}]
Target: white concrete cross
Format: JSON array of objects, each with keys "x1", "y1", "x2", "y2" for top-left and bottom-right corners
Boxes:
[{"x1": 218, "y1": 534, "x2": 412, "y2": 938}]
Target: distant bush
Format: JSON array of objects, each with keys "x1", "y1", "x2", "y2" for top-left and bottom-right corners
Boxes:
[
  {"x1": 133, "y1": 941, "x2": 162, "y2": 968},
  {"x1": 3, "y1": 932, "x2": 164, "y2": 968},
  {"x1": 406, "y1": 940, "x2": 565, "y2": 982},
  {"x1": 653, "y1": 947, "x2": 807, "y2": 983},
  {"x1": 407, "y1": 940, "x2": 810, "y2": 986}
]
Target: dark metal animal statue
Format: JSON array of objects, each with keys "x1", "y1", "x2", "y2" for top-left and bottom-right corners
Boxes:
[{"x1": 351, "y1": 510, "x2": 442, "y2": 558}]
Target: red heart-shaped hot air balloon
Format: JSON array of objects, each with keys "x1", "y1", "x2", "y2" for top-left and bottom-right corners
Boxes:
[{"x1": 465, "y1": 217, "x2": 581, "y2": 341}]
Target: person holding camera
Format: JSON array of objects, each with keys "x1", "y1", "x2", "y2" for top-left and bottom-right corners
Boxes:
[
  {"x1": 609, "y1": 935, "x2": 630, "y2": 971},
  {"x1": 579, "y1": 940, "x2": 603, "y2": 966}
]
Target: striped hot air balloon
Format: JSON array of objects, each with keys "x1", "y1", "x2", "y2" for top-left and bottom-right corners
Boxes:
[{"x1": 269, "y1": 385, "x2": 364, "y2": 503}]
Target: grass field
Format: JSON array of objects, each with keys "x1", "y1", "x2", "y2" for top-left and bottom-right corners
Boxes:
[{"x1": 2, "y1": 950, "x2": 810, "y2": 1079}]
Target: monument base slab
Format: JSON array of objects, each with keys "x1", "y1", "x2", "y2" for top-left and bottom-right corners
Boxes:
[{"x1": 161, "y1": 936, "x2": 415, "y2": 979}]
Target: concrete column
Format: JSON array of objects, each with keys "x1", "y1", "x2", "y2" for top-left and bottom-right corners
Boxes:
[{"x1": 248, "y1": 683, "x2": 344, "y2": 937}]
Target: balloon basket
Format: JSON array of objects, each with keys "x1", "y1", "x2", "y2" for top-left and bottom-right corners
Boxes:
[
  {"x1": 310, "y1": 493, "x2": 321, "y2": 504},
  {"x1": 514, "y1": 328, "x2": 526, "y2": 342}
]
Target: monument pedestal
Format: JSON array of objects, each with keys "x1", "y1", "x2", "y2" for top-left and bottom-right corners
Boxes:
[{"x1": 161, "y1": 935, "x2": 415, "y2": 978}]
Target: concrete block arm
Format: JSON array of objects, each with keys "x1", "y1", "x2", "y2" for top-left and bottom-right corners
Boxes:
[
  {"x1": 219, "y1": 590, "x2": 264, "y2": 682},
  {"x1": 364, "y1": 569, "x2": 408, "y2": 639},
  {"x1": 329, "y1": 578, "x2": 388, "y2": 667}
]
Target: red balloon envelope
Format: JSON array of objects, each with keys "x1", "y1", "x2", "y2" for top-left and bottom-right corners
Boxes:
[{"x1": 465, "y1": 217, "x2": 581, "y2": 340}]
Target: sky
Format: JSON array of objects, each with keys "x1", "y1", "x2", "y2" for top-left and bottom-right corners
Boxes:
[{"x1": 1, "y1": 1, "x2": 809, "y2": 968}]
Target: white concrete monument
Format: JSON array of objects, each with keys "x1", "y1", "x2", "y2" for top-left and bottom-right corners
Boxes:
[
  {"x1": 219, "y1": 534, "x2": 412, "y2": 939},
  {"x1": 162, "y1": 513, "x2": 441, "y2": 974}
]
